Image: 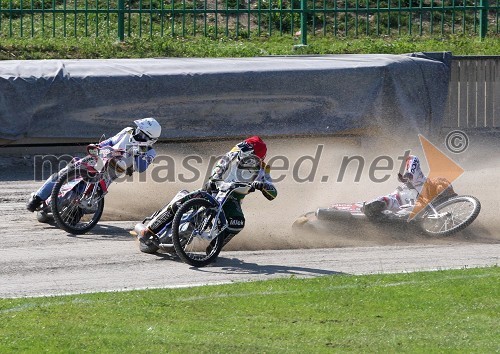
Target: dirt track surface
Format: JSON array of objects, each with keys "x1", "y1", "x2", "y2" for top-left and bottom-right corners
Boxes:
[{"x1": 1, "y1": 136, "x2": 499, "y2": 298}]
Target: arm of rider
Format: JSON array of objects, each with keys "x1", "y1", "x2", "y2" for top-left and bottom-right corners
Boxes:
[
  {"x1": 398, "y1": 172, "x2": 418, "y2": 190},
  {"x1": 133, "y1": 147, "x2": 156, "y2": 173},
  {"x1": 204, "y1": 179, "x2": 217, "y2": 192},
  {"x1": 210, "y1": 149, "x2": 239, "y2": 180},
  {"x1": 249, "y1": 180, "x2": 277, "y2": 200},
  {"x1": 251, "y1": 165, "x2": 277, "y2": 200},
  {"x1": 251, "y1": 181, "x2": 264, "y2": 191},
  {"x1": 98, "y1": 127, "x2": 134, "y2": 148}
]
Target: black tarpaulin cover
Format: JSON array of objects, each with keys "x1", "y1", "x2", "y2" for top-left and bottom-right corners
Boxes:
[{"x1": 0, "y1": 53, "x2": 451, "y2": 143}]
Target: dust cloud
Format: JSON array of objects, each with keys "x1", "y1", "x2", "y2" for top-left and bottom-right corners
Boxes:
[{"x1": 104, "y1": 135, "x2": 500, "y2": 250}]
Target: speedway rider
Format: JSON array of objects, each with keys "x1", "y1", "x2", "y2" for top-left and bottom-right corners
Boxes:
[
  {"x1": 26, "y1": 117, "x2": 162, "y2": 213},
  {"x1": 363, "y1": 154, "x2": 454, "y2": 218},
  {"x1": 138, "y1": 135, "x2": 277, "y2": 249}
]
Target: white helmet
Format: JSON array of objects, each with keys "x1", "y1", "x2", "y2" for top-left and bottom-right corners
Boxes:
[{"x1": 133, "y1": 117, "x2": 161, "y2": 145}]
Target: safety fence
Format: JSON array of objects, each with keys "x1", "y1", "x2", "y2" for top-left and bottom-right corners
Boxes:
[
  {"x1": 445, "y1": 56, "x2": 499, "y2": 129},
  {"x1": 0, "y1": 0, "x2": 498, "y2": 42}
]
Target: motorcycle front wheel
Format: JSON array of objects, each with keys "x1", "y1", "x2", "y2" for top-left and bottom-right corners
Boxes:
[
  {"x1": 420, "y1": 195, "x2": 481, "y2": 237},
  {"x1": 50, "y1": 168, "x2": 105, "y2": 235},
  {"x1": 171, "y1": 198, "x2": 224, "y2": 267}
]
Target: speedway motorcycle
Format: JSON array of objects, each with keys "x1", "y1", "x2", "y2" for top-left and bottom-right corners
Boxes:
[
  {"x1": 134, "y1": 180, "x2": 254, "y2": 267},
  {"x1": 293, "y1": 190, "x2": 481, "y2": 237},
  {"x1": 37, "y1": 144, "x2": 145, "y2": 234}
]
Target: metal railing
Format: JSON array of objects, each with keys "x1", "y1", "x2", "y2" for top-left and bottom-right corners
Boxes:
[
  {"x1": 0, "y1": 0, "x2": 498, "y2": 41},
  {"x1": 445, "y1": 56, "x2": 500, "y2": 129}
]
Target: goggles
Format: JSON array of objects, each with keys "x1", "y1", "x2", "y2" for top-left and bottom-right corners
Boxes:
[{"x1": 134, "y1": 129, "x2": 156, "y2": 144}]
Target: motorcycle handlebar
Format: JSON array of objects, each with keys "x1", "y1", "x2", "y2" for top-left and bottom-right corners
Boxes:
[
  {"x1": 212, "y1": 179, "x2": 252, "y2": 187},
  {"x1": 207, "y1": 179, "x2": 254, "y2": 193},
  {"x1": 90, "y1": 147, "x2": 127, "y2": 159},
  {"x1": 88, "y1": 143, "x2": 145, "y2": 159}
]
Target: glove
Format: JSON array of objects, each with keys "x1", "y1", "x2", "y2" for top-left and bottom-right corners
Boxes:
[
  {"x1": 126, "y1": 166, "x2": 134, "y2": 176},
  {"x1": 204, "y1": 180, "x2": 217, "y2": 192},
  {"x1": 398, "y1": 173, "x2": 409, "y2": 183},
  {"x1": 251, "y1": 181, "x2": 264, "y2": 191},
  {"x1": 132, "y1": 145, "x2": 148, "y2": 156},
  {"x1": 86, "y1": 144, "x2": 99, "y2": 156}
]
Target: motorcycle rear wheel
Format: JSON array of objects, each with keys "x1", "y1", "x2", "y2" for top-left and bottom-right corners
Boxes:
[
  {"x1": 420, "y1": 195, "x2": 481, "y2": 237},
  {"x1": 171, "y1": 198, "x2": 224, "y2": 267},
  {"x1": 50, "y1": 168, "x2": 105, "y2": 235}
]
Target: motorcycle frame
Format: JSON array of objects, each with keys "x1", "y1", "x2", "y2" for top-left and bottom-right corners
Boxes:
[{"x1": 155, "y1": 182, "x2": 250, "y2": 243}]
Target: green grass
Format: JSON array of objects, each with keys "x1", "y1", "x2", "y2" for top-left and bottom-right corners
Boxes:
[
  {"x1": 0, "y1": 34, "x2": 499, "y2": 60},
  {"x1": 0, "y1": 266, "x2": 498, "y2": 352}
]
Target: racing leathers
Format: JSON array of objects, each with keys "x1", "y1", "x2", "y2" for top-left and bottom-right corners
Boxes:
[
  {"x1": 27, "y1": 127, "x2": 157, "y2": 211},
  {"x1": 208, "y1": 142, "x2": 277, "y2": 245},
  {"x1": 97, "y1": 126, "x2": 157, "y2": 176},
  {"x1": 141, "y1": 140, "x2": 277, "y2": 249},
  {"x1": 373, "y1": 155, "x2": 426, "y2": 213}
]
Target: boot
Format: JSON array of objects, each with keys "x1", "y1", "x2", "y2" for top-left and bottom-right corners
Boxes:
[
  {"x1": 138, "y1": 227, "x2": 157, "y2": 244},
  {"x1": 363, "y1": 200, "x2": 387, "y2": 218},
  {"x1": 26, "y1": 194, "x2": 44, "y2": 212}
]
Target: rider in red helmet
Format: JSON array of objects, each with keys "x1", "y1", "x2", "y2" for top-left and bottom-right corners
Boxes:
[
  {"x1": 139, "y1": 136, "x2": 277, "y2": 250},
  {"x1": 204, "y1": 135, "x2": 277, "y2": 248}
]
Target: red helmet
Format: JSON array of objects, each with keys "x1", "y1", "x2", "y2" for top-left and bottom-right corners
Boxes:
[{"x1": 244, "y1": 136, "x2": 267, "y2": 159}]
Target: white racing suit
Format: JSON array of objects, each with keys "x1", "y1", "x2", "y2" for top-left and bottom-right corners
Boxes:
[
  {"x1": 33, "y1": 127, "x2": 156, "y2": 202},
  {"x1": 364, "y1": 155, "x2": 426, "y2": 218},
  {"x1": 97, "y1": 127, "x2": 156, "y2": 176}
]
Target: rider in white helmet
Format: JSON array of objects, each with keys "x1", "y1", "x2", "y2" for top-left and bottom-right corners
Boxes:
[
  {"x1": 364, "y1": 154, "x2": 458, "y2": 218},
  {"x1": 26, "y1": 117, "x2": 162, "y2": 213},
  {"x1": 363, "y1": 155, "x2": 427, "y2": 218}
]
